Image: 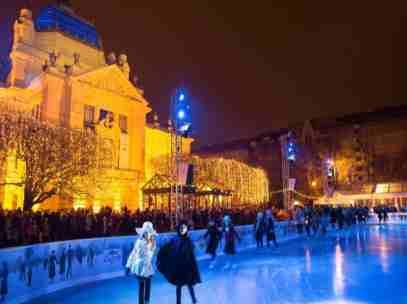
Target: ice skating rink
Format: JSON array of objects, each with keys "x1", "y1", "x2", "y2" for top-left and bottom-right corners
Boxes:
[{"x1": 28, "y1": 225, "x2": 407, "y2": 304}]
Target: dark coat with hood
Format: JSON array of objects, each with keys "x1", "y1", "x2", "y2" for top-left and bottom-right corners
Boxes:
[
  {"x1": 157, "y1": 223, "x2": 201, "y2": 286},
  {"x1": 204, "y1": 224, "x2": 221, "y2": 255}
]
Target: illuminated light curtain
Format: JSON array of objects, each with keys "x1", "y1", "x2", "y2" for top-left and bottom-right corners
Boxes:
[{"x1": 150, "y1": 155, "x2": 269, "y2": 206}]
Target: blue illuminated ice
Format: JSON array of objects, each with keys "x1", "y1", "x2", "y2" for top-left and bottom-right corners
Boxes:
[{"x1": 28, "y1": 225, "x2": 407, "y2": 304}]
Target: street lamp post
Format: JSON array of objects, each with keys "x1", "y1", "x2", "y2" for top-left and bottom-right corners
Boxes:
[
  {"x1": 169, "y1": 87, "x2": 192, "y2": 227},
  {"x1": 280, "y1": 132, "x2": 296, "y2": 210}
]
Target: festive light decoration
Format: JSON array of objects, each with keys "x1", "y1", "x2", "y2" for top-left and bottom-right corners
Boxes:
[{"x1": 151, "y1": 155, "x2": 269, "y2": 205}]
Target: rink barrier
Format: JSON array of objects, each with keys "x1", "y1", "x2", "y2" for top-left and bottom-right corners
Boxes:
[
  {"x1": 369, "y1": 212, "x2": 407, "y2": 223},
  {"x1": 1, "y1": 221, "x2": 300, "y2": 304},
  {"x1": 6, "y1": 212, "x2": 407, "y2": 304}
]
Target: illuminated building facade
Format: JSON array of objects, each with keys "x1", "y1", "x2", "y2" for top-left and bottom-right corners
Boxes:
[
  {"x1": 196, "y1": 105, "x2": 407, "y2": 208},
  {"x1": 0, "y1": 4, "x2": 192, "y2": 211}
]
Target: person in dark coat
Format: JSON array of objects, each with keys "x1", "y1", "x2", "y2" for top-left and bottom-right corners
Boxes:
[
  {"x1": 223, "y1": 215, "x2": 240, "y2": 255},
  {"x1": 203, "y1": 220, "x2": 221, "y2": 260},
  {"x1": 66, "y1": 245, "x2": 73, "y2": 279},
  {"x1": 254, "y1": 212, "x2": 265, "y2": 248},
  {"x1": 0, "y1": 262, "x2": 8, "y2": 301},
  {"x1": 157, "y1": 221, "x2": 201, "y2": 304},
  {"x1": 48, "y1": 250, "x2": 57, "y2": 282},
  {"x1": 222, "y1": 215, "x2": 240, "y2": 270},
  {"x1": 265, "y1": 209, "x2": 278, "y2": 248}
]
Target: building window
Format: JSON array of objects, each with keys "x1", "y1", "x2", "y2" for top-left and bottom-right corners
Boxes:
[
  {"x1": 84, "y1": 105, "x2": 95, "y2": 128},
  {"x1": 99, "y1": 109, "x2": 114, "y2": 128},
  {"x1": 375, "y1": 183, "x2": 389, "y2": 194},
  {"x1": 100, "y1": 138, "x2": 114, "y2": 168},
  {"x1": 119, "y1": 115, "x2": 128, "y2": 133},
  {"x1": 389, "y1": 183, "x2": 402, "y2": 193}
]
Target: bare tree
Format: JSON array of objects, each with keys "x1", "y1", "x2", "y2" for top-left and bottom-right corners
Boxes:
[{"x1": 0, "y1": 109, "x2": 100, "y2": 210}]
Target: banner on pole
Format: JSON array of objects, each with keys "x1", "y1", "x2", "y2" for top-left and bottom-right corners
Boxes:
[
  {"x1": 178, "y1": 162, "x2": 189, "y2": 185},
  {"x1": 288, "y1": 178, "x2": 296, "y2": 191}
]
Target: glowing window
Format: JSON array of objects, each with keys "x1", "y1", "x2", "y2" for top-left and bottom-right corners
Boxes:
[
  {"x1": 119, "y1": 115, "x2": 128, "y2": 133},
  {"x1": 84, "y1": 105, "x2": 95, "y2": 127},
  {"x1": 389, "y1": 183, "x2": 402, "y2": 193},
  {"x1": 375, "y1": 183, "x2": 389, "y2": 194}
]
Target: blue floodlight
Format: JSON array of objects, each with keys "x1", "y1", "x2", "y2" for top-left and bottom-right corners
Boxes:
[
  {"x1": 177, "y1": 109, "x2": 186, "y2": 120},
  {"x1": 179, "y1": 123, "x2": 191, "y2": 133},
  {"x1": 171, "y1": 87, "x2": 192, "y2": 136},
  {"x1": 287, "y1": 140, "x2": 296, "y2": 161}
]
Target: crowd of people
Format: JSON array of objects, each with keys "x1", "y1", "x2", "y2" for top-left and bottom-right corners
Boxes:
[
  {"x1": 0, "y1": 203, "x2": 401, "y2": 249},
  {"x1": 0, "y1": 203, "x2": 402, "y2": 303},
  {"x1": 291, "y1": 205, "x2": 371, "y2": 237},
  {"x1": 0, "y1": 207, "x2": 258, "y2": 249}
]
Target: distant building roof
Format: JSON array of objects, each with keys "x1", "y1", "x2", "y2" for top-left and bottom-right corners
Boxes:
[
  {"x1": 195, "y1": 104, "x2": 407, "y2": 154},
  {"x1": 35, "y1": 4, "x2": 102, "y2": 49}
]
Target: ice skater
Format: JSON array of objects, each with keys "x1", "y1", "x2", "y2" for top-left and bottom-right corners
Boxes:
[
  {"x1": 222, "y1": 215, "x2": 240, "y2": 270},
  {"x1": 66, "y1": 245, "x2": 73, "y2": 279},
  {"x1": 203, "y1": 220, "x2": 221, "y2": 267},
  {"x1": 48, "y1": 250, "x2": 57, "y2": 283},
  {"x1": 126, "y1": 221, "x2": 157, "y2": 304},
  {"x1": 254, "y1": 211, "x2": 266, "y2": 248},
  {"x1": 265, "y1": 209, "x2": 278, "y2": 248},
  {"x1": 157, "y1": 221, "x2": 201, "y2": 304}
]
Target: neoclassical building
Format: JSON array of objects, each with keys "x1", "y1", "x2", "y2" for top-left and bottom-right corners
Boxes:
[{"x1": 0, "y1": 4, "x2": 192, "y2": 211}]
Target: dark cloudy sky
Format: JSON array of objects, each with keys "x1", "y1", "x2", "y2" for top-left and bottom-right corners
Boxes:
[{"x1": 1, "y1": 0, "x2": 407, "y2": 146}]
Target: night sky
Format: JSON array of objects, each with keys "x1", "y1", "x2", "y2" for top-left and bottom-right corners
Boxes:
[{"x1": 1, "y1": 0, "x2": 406, "y2": 147}]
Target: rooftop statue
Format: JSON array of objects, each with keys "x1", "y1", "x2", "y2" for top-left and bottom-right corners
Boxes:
[
  {"x1": 107, "y1": 53, "x2": 117, "y2": 65},
  {"x1": 49, "y1": 51, "x2": 59, "y2": 67},
  {"x1": 13, "y1": 9, "x2": 35, "y2": 45},
  {"x1": 118, "y1": 54, "x2": 130, "y2": 79}
]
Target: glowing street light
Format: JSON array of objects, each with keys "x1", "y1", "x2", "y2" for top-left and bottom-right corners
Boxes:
[{"x1": 177, "y1": 109, "x2": 186, "y2": 120}]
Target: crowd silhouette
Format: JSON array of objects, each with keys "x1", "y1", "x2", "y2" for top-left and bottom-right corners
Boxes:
[
  {"x1": 0, "y1": 207, "x2": 259, "y2": 248},
  {"x1": 0, "y1": 203, "x2": 400, "y2": 249}
]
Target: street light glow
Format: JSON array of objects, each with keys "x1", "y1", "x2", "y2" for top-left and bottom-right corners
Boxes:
[
  {"x1": 179, "y1": 93, "x2": 185, "y2": 101},
  {"x1": 177, "y1": 109, "x2": 185, "y2": 120}
]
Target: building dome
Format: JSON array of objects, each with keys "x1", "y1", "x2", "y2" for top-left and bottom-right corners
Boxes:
[{"x1": 35, "y1": 4, "x2": 102, "y2": 49}]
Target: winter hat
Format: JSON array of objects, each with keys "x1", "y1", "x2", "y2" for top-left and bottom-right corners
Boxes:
[{"x1": 136, "y1": 221, "x2": 157, "y2": 237}]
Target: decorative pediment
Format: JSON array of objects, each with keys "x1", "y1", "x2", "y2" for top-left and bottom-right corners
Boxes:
[{"x1": 74, "y1": 65, "x2": 148, "y2": 105}]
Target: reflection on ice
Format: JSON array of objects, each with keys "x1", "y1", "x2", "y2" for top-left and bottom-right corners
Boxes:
[
  {"x1": 379, "y1": 238, "x2": 389, "y2": 273},
  {"x1": 313, "y1": 301, "x2": 368, "y2": 304},
  {"x1": 334, "y1": 243, "x2": 344, "y2": 297}
]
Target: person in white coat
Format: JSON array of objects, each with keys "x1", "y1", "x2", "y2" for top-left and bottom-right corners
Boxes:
[{"x1": 126, "y1": 221, "x2": 157, "y2": 304}]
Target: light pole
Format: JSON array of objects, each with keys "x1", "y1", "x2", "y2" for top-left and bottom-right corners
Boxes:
[
  {"x1": 280, "y1": 132, "x2": 296, "y2": 210},
  {"x1": 169, "y1": 87, "x2": 192, "y2": 227}
]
